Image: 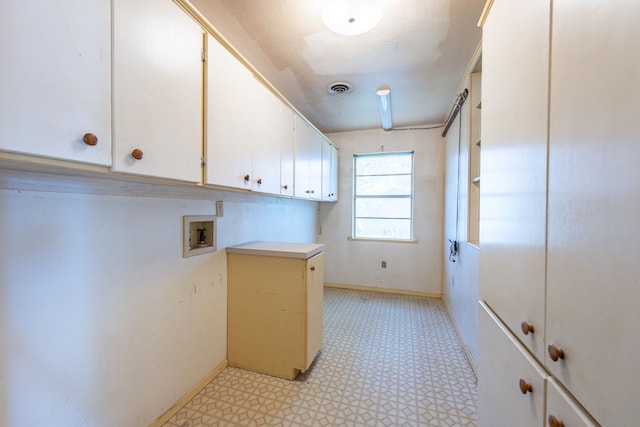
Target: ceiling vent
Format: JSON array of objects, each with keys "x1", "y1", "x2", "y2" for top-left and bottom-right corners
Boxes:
[{"x1": 327, "y1": 82, "x2": 353, "y2": 95}]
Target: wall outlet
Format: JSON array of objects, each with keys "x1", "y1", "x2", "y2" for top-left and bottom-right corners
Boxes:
[{"x1": 215, "y1": 200, "x2": 224, "y2": 217}]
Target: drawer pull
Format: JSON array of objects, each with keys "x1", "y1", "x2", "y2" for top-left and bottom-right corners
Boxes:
[
  {"x1": 310, "y1": 266, "x2": 315, "y2": 271},
  {"x1": 131, "y1": 148, "x2": 144, "y2": 160},
  {"x1": 82, "y1": 133, "x2": 98, "y2": 146},
  {"x1": 521, "y1": 320, "x2": 534, "y2": 335},
  {"x1": 256, "y1": 178, "x2": 262, "y2": 184},
  {"x1": 548, "y1": 415, "x2": 565, "y2": 427},
  {"x1": 548, "y1": 343, "x2": 565, "y2": 362},
  {"x1": 518, "y1": 378, "x2": 533, "y2": 394},
  {"x1": 244, "y1": 174, "x2": 250, "y2": 182}
]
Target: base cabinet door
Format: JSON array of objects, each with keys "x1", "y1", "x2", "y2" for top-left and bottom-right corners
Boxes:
[
  {"x1": 478, "y1": 302, "x2": 547, "y2": 427},
  {"x1": 305, "y1": 252, "x2": 324, "y2": 369},
  {"x1": 546, "y1": 379, "x2": 597, "y2": 427},
  {"x1": 0, "y1": 0, "x2": 111, "y2": 166}
]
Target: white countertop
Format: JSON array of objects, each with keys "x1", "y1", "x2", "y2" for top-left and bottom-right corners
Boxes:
[{"x1": 226, "y1": 241, "x2": 325, "y2": 259}]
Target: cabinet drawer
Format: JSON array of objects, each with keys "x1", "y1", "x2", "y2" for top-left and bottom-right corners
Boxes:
[
  {"x1": 478, "y1": 301, "x2": 548, "y2": 427},
  {"x1": 546, "y1": 379, "x2": 598, "y2": 427}
]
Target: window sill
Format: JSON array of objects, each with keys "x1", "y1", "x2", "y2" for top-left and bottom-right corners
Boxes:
[{"x1": 348, "y1": 237, "x2": 418, "y2": 244}]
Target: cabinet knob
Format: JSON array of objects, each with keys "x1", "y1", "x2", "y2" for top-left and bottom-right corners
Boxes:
[
  {"x1": 310, "y1": 266, "x2": 315, "y2": 271},
  {"x1": 256, "y1": 178, "x2": 262, "y2": 185},
  {"x1": 518, "y1": 378, "x2": 533, "y2": 395},
  {"x1": 521, "y1": 320, "x2": 534, "y2": 335},
  {"x1": 548, "y1": 343, "x2": 565, "y2": 362},
  {"x1": 131, "y1": 148, "x2": 144, "y2": 160},
  {"x1": 310, "y1": 190, "x2": 315, "y2": 194},
  {"x1": 548, "y1": 415, "x2": 565, "y2": 427},
  {"x1": 283, "y1": 184, "x2": 288, "y2": 190},
  {"x1": 82, "y1": 133, "x2": 98, "y2": 146},
  {"x1": 244, "y1": 174, "x2": 250, "y2": 182}
]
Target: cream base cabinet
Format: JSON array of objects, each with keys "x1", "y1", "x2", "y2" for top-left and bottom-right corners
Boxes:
[
  {"x1": 478, "y1": 303, "x2": 548, "y2": 427},
  {"x1": 0, "y1": 0, "x2": 111, "y2": 166},
  {"x1": 227, "y1": 242, "x2": 324, "y2": 380},
  {"x1": 112, "y1": 0, "x2": 202, "y2": 182}
]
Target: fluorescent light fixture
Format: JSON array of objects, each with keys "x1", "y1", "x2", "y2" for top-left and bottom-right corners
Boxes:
[
  {"x1": 321, "y1": 0, "x2": 384, "y2": 36},
  {"x1": 376, "y1": 88, "x2": 392, "y2": 130}
]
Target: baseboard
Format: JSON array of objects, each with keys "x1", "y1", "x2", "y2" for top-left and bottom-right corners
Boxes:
[
  {"x1": 324, "y1": 282, "x2": 442, "y2": 299},
  {"x1": 442, "y1": 300, "x2": 478, "y2": 380},
  {"x1": 148, "y1": 360, "x2": 228, "y2": 427}
]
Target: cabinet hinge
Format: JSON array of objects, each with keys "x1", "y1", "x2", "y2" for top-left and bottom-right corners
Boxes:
[
  {"x1": 201, "y1": 156, "x2": 206, "y2": 167},
  {"x1": 201, "y1": 49, "x2": 207, "y2": 63}
]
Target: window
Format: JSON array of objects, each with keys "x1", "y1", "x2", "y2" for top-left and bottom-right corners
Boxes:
[{"x1": 353, "y1": 151, "x2": 414, "y2": 240}]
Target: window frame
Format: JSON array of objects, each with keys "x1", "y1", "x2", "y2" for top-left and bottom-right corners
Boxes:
[{"x1": 352, "y1": 151, "x2": 415, "y2": 241}]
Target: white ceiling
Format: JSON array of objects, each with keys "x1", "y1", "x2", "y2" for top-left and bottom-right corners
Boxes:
[{"x1": 189, "y1": 0, "x2": 485, "y2": 134}]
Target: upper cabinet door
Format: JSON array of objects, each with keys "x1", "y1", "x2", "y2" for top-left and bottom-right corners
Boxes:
[
  {"x1": 0, "y1": 0, "x2": 111, "y2": 166},
  {"x1": 321, "y1": 139, "x2": 338, "y2": 202},
  {"x1": 205, "y1": 34, "x2": 255, "y2": 190},
  {"x1": 479, "y1": 0, "x2": 550, "y2": 362},
  {"x1": 546, "y1": 1, "x2": 640, "y2": 424},
  {"x1": 329, "y1": 142, "x2": 339, "y2": 201},
  {"x1": 293, "y1": 115, "x2": 311, "y2": 198},
  {"x1": 112, "y1": 0, "x2": 202, "y2": 182},
  {"x1": 280, "y1": 106, "x2": 295, "y2": 197},
  {"x1": 249, "y1": 81, "x2": 283, "y2": 195},
  {"x1": 205, "y1": 34, "x2": 281, "y2": 195}
]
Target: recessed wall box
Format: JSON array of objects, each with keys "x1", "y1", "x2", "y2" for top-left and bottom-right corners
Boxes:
[{"x1": 183, "y1": 215, "x2": 216, "y2": 258}]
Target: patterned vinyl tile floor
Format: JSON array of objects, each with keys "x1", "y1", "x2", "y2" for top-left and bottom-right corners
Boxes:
[{"x1": 163, "y1": 287, "x2": 477, "y2": 427}]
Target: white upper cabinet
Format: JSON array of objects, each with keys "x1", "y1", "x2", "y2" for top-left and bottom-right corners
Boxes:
[
  {"x1": 480, "y1": 0, "x2": 550, "y2": 362},
  {"x1": 546, "y1": 1, "x2": 640, "y2": 424},
  {"x1": 321, "y1": 139, "x2": 338, "y2": 202},
  {"x1": 0, "y1": 0, "x2": 111, "y2": 166},
  {"x1": 294, "y1": 115, "x2": 322, "y2": 200},
  {"x1": 205, "y1": 34, "x2": 281, "y2": 195},
  {"x1": 112, "y1": 0, "x2": 202, "y2": 182},
  {"x1": 280, "y1": 106, "x2": 295, "y2": 197}
]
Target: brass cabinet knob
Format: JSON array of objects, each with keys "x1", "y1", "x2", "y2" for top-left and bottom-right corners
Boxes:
[
  {"x1": 244, "y1": 174, "x2": 250, "y2": 182},
  {"x1": 548, "y1": 415, "x2": 565, "y2": 427},
  {"x1": 519, "y1": 378, "x2": 533, "y2": 395},
  {"x1": 283, "y1": 184, "x2": 288, "y2": 190},
  {"x1": 521, "y1": 320, "x2": 534, "y2": 335},
  {"x1": 548, "y1": 343, "x2": 565, "y2": 362},
  {"x1": 131, "y1": 148, "x2": 144, "y2": 160},
  {"x1": 82, "y1": 133, "x2": 98, "y2": 146},
  {"x1": 256, "y1": 178, "x2": 262, "y2": 184},
  {"x1": 310, "y1": 266, "x2": 315, "y2": 271}
]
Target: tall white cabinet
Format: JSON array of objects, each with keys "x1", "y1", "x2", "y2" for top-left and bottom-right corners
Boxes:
[
  {"x1": 479, "y1": 0, "x2": 640, "y2": 426},
  {"x1": 0, "y1": 0, "x2": 112, "y2": 166},
  {"x1": 545, "y1": 0, "x2": 640, "y2": 423}
]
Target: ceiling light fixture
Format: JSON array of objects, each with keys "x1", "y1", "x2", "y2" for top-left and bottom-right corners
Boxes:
[
  {"x1": 376, "y1": 88, "x2": 392, "y2": 130},
  {"x1": 321, "y1": 0, "x2": 384, "y2": 36}
]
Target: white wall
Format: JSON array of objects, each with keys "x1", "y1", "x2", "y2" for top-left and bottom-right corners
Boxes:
[
  {"x1": 442, "y1": 80, "x2": 480, "y2": 364},
  {"x1": 318, "y1": 128, "x2": 444, "y2": 295},
  {"x1": 0, "y1": 171, "x2": 317, "y2": 427}
]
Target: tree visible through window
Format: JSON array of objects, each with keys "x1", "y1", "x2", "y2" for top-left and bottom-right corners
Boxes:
[{"x1": 353, "y1": 151, "x2": 414, "y2": 240}]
